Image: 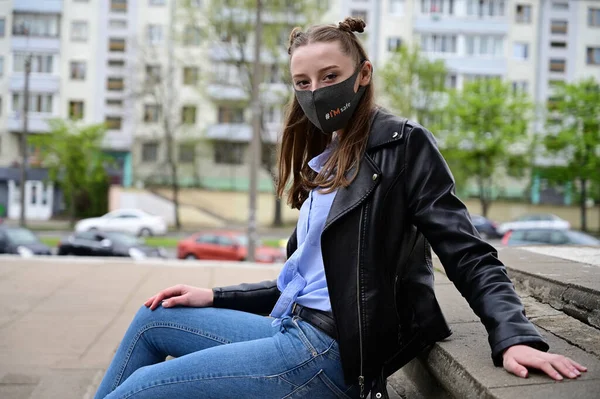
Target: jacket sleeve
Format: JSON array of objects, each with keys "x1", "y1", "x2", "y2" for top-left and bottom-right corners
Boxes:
[
  {"x1": 212, "y1": 228, "x2": 298, "y2": 316},
  {"x1": 403, "y1": 123, "x2": 549, "y2": 365},
  {"x1": 212, "y1": 280, "x2": 280, "y2": 315}
]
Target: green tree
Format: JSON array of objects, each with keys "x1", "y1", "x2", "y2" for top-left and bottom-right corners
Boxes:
[
  {"x1": 28, "y1": 119, "x2": 110, "y2": 227},
  {"x1": 379, "y1": 44, "x2": 448, "y2": 128},
  {"x1": 543, "y1": 77, "x2": 600, "y2": 232},
  {"x1": 441, "y1": 78, "x2": 533, "y2": 217}
]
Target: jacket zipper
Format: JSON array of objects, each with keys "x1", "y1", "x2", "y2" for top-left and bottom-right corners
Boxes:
[{"x1": 357, "y1": 207, "x2": 366, "y2": 398}]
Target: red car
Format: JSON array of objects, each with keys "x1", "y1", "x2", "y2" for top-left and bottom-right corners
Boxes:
[{"x1": 177, "y1": 230, "x2": 286, "y2": 263}]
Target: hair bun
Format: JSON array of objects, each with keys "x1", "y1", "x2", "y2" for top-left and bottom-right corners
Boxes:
[
  {"x1": 338, "y1": 17, "x2": 366, "y2": 33},
  {"x1": 288, "y1": 27, "x2": 303, "y2": 54}
]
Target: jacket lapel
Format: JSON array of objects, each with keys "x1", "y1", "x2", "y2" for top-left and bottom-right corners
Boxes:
[{"x1": 324, "y1": 154, "x2": 381, "y2": 231}]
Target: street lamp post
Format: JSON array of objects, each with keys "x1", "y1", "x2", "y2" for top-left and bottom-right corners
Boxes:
[
  {"x1": 248, "y1": 0, "x2": 263, "y2": 262},
  {"x1": 19, "y1": 53, "x2": 32, "y2": 227}
]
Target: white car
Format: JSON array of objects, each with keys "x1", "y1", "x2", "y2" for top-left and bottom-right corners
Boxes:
[
  {"x1": 496, "y1": 213, "x2": 570, "y2": 235},
  {"x1": 75, "y1": 209, "x2": 168, "y2": 237}
]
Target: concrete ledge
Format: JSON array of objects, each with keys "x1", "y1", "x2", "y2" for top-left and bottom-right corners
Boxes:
[{"x1": 401, "y1": 251, "x2": 600, "y2": 399}]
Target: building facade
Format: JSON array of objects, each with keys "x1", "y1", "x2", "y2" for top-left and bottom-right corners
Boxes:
[{"x1": 0, "y1": 0, "x2": 598, "y2": 219}]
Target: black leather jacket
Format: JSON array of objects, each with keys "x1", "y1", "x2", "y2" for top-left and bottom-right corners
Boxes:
[{"x1": 213, "y1": 108, "x2": 548, "y2": 393}]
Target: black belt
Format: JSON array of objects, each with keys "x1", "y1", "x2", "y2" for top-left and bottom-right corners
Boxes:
[{"x1": 292, "y1": 303, "x2": 338, "y2": 340}]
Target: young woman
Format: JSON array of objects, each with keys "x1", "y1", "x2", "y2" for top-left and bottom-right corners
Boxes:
[{"x1": 94, "y1": 17, "x2": 586, "y2": 399}]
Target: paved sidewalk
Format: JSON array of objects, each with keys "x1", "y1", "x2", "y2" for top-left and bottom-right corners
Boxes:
[{"x1": 1, "y1": 246, "x2": 599, "y2": 398}]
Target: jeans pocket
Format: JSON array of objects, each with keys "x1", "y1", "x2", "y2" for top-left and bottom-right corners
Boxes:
[{"x1": 283, "y1": 369, "x2": 355, "y2": 399}]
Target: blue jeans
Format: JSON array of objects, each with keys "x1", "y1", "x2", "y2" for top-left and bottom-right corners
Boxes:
[{"x1": 94, "y1": 306, "x2": 359, "y2": 398}]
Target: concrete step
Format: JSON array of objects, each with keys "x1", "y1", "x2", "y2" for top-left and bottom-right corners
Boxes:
[{"x1": 403, "y1": 248, "x2": 600, "y2": 399}]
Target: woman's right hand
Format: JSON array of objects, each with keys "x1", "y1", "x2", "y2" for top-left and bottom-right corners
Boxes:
[{"x1": 144, "y1": 284, "x2": 214, "y2": 310}]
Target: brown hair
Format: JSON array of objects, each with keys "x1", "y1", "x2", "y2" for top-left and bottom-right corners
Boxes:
[{"x1": 277, "y1": 17, "x2": 375, "y2": 209}]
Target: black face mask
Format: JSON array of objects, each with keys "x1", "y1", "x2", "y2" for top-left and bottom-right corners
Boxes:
[{"x1": 294, "y1": 68, "x2": 367, "y2": 134}]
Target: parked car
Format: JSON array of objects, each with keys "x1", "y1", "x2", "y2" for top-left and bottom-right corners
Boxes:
[
  {"x1": 502, "y1": 229, "x2": 600, "y2": 246},
  {"x1": 58, "y1": 230, "x2": 167, "y2": 259},
  {"x1": 0, "y1": 226, "x2": 52, "y2": 256},
  {"x1": 470, "y1": 214, "x2": 501, "y2": 239},
  {"x1": 75, "y1": 209, "x2": 168, "y2": 237},
  {"x1": 496, "y1": 213, "x2": 570, "y2": 235},
  {"x1": 177, "y1": 231, "x2": 286, "y2": 263}
]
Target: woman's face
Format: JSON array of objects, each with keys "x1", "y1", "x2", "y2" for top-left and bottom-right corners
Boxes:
[{"x1": 290, "y1": 41, "x2": 371, "y2": 93}]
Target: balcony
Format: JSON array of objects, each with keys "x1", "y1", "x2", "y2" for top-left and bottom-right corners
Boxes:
[
  {"x1": 12, "y1": 36, "x2": 60, "y2": 52},
  {"x1": 414, "y1": 16, "x2": 508, "y2": 35},
  {"x1": 10, "y1": 74, "x2": 60, "y2": 93},
  {"x1": 205, "y1": 123, "x2": 278, "y2": 143},
  {"x1": 426, "y1": 54, "x2": 507, "y2": 75},
  {"x1": 13, "y1": 0, "x2": 62, "y2": 13},
  {"x1": 207, "y1": 84, "x2": 248, "y2": 101},
  {"x1": 7, "y1": 112, "x2": 52, "y2": 133}
]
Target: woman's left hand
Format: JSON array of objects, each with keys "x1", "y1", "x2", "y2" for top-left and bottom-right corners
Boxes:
[{"x1": 503, "y1": 345, "x2": 587, "y2": 380}]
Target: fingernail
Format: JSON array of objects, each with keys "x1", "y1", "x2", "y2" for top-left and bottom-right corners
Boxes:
[
  {"x1": 556, "y1": 374, "x2": 563, "y2": 380},
  {"x1": 162, "y1": 300, "x2": 168, "y2": 307},
  {"x1": 574, "y1": 369, "x2": 581, "y2": 376},
  {"x1": 520, "y1": 370, "x2": 527, "y2": 378}
]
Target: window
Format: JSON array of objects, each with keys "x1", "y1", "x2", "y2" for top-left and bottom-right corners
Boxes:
[
  {"x1": 107, "y1": 77, "x2": 124, "y2": 91},
  {"x1": 147, "y1": 24, "x2": 163, "y2": 45},
  {"x1": 387, "y1": 37, "x2": 402, "y2": 52},
  {"x1": 350, "y1": 10, "x2": 368, "y2": 23},
  {"x1": 389, "y1": 0, "x2": 404, "y2": 15},
  {"x1": 218, "y1": 106, "x2": 244, "y2": 123},
  {"x1": 145, "y1": 65, "x2": 161, "y2": 84},
  {"x1": 105, "y1": 116, "x2": 122, "y2": 129},
  {"x1": 550, "y1": 41, "x2": 566, "y2": 49},
  {"x1": 110, "y1": 0, "x2": 127, "y2": 13},
  {"x1": 108, "y1": 59, "x2": 125, "y2": 67},
  {"x1": 69, "y1": 101, "x2": 84, "y2": 119},
  {"x1": 513, "y1": 42, "x2": 529, "y2": 60},
  {"x1": 465, "y1": 35, "x2": 503, "y2": 56},
  {"x1": 14, "y1": 53, "x2": 53, "y2": 73},
  {"x1": 183, "y1": 26, "x2": 201, "y2": 46},
  {"x1": 190, "y1": 0, "x2": 202, "y2": 7},
  {"x1": 0, "y1": 18, "x2": 5, "y2": 37},
  {"x1": 109, "y1": 38, "x2": 126, "y2": 52},
  {"x1": 551, "y1": 20, "x2": 567, "y2": 34},
  {"x1": 0, "y1": 57, "x2": 3, "y2": 77},
  {"x1": 109, "y1": 19, "x2": 127, "y2": 29},
  {"x1": 12, "y1": 93, "x2": 53, "y2": 113},
  {"x1": 142, "y1": 142, "x2": 159, "y2": 162},
  {"x1": 70, "y1": 61, "x2": 86, "y2": 79},
  {"x1": 589, "y1": 8, "x2": 600, "y2": 27},
  {"x1": 183, "y1": 67, "x2": 199, "y2": 85},
  {"x1": 587, "y1": 47, "x2": 600, "y2": 65},
  {"x1": 421, "y1": 0, "x2": 457, "y2": 15},
  {"x1": 549, "y1": 58, "x2": 566, "y2": 72},
  {"x1": 512, "y1": 81, "x2": 528, "y2": 94},
  {"x1": 178, "y1": 144, "x2": 195, "y2": 163},
  {"x1": 466, "y1": 0, "x2": 504, "y2": 17},
  {"x1": 71, "y1": 21, "x2": 88, "y2": 41},
  {"x1": 264, "y1": 106, "x2": 277, "y2": 123},
  {"x1": 144, "y1": 104, "x2": 160, "y2": 122},
  {"x1": 106, "y1": 99, "x2": 123, "y2": 107},
  {"x1": 182, "y1": 105, "x2": 197, "y2": 124},
  {"x1": 420, "y1": 34, "x2": 457, "y2": 53},
  {"x1": 446, "y1": 74, "x2": 457, "y2": 89},
  {"x1": 149, "y1": 0, "x2": 166, "y2": 5},
  {"x1": 214, "y1": 142, "x2": 245, "y2": 165},
  {"x1": 515, "y1": 4, "x2": 531, "y2": 23},
  {"x1": 13, "y1": 13, "x2": 60, "y2": 37},
  {"x1": 551, "y1": 2, "x2": 568, "y2": 10}
]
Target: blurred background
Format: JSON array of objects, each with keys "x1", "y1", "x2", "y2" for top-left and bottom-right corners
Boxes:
[{"x1": 0, "y1": 0, "x2": 599, "y2": 260}]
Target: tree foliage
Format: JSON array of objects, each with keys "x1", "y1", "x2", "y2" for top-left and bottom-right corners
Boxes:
[
  {"x1": 28, "y1": 119, "x2": 110, "y2": 226},
  {"x1": 379, "y1": 44, "x2": 448, "y2": 128},
  {"x1": 440, "y1": 78, "x2": 533, "y2": 217},
  {"x1": 542, "y1": 77, "x2": 600, "y2": 231}
]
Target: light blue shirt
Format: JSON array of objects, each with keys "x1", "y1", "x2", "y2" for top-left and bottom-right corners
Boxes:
[{"x1": 270, "y1": 143, "x2": 337, "y2": 323}]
